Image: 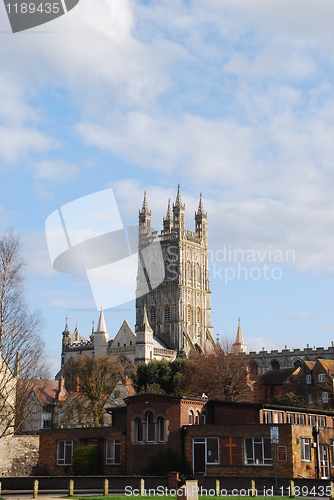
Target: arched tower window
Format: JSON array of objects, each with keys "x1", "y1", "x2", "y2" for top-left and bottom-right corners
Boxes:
[
  {"x1": 149, "y1": 259, "x2": 157, "y2": 283},
  {"x1": 150, "y1": 306, "x2": 156, "y2": 323},
  {"x1": 196, "y1": 306, "x2": 200, "y2": 324},
  {"x1": 135, "y1": 417, "x2": 142, "y2": 442},
  {"x1": 164, "y1": 305, "x2": 171, "y2": 322},
  {"x1": 195, "y1": 411, "x2": 200, "y2": 425},
  {"x1": 189, "y1": 410, "x2": 194, "y2": 425},
  {"x1": 196, "y1": 263, "x2": 200, "y2": 285},
  {"x1": 165, "y1": 259, "x2": 171, "y2": 280},
  {"x1": 187, "y1": 305, "x2": 192, "y2": 324},
  {"x1": 271, "y1": 360, "x2": 280, "y2": 371},
  {"x1": 158, "y1": 417, "x2": 164, "y2": 442},
  {"x1": 201, "y1": 411, "x2": 207, "y2": 425},
  {"x1": 187, "y1": 260, "x2": 191, "y2": 282},
  {"x1": 146, "y1": 411, "x2": 154, "y2": 442}
]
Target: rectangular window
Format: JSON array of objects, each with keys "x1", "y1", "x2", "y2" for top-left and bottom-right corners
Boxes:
[
  {"x1": 318, "y1": 373, "x2": 325, "y2": 382},
  {"x1": 57, "y1": 440, "x2": 73, "y2": 466},
  {"x1": 322, "y1": 392, "x2": 329, "y2": 403},
  {"x1": 319, "y1": 416, "x2": 326, "y2": 427},
  {"x1": 206, "y1": 437, "x2": 219, "y2": 464},
  {"x1": 263, "y1": 411, "x2": 272, "y2": 423},
  {"x1": 286, "y1": 413, "x2": 295, "y2": 424},
  {"x1": 301, "y1": 438, "x2": 311, "y2": 461},
  {"x1": 308, "y1": 394, "x2": 312, "y2": 404},
  {"x1": 244, "y1": 438, "x2": 272, "y2": 465},
  {"x1": 297, "y1": 414, "x2": 306, "y2": 425},
  {"x1": 106, "y1": 439, "x2": 121, "y2": 465},
  {"x1": 309, "y1": 415, "x2": 316, "y2": 426},
  {"x1": 306, "y1": 374, "x2": 312, "y2": 384},
  {"x1": 273, "y1": 412, "x2": 283, "y2": 423},
  {"x1": 43, "y1": 420, "x2": 51, "y2": 429}
]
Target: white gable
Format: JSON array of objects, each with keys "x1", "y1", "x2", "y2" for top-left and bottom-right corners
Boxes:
[{"x1": 112, "y1": 319, "x2": 136, "y2": 348}]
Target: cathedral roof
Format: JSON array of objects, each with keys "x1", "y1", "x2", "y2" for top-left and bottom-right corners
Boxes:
[{"x1": 97, "y1": 307, "x2": 107, "y2": 333}]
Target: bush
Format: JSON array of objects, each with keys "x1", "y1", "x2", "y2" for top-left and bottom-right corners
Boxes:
[
  {"x1": 141, "y1": 449, "x2": 192, "y2": 477},
  {"x1": 71, "y1": 444, "x2": 98, "y2": 475}
]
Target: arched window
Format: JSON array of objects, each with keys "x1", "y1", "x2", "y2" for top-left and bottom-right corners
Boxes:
[
  {"x1": 250, "y1": 361, "x2": 258, "y2": 377},
  {"x1": 201, "y1": 411, "x2": 207, "y2": 425},
  {"x1": 293, "y1": 359, "x2": 302, "y2": 368},
  {"x1": 149, "y1": 259, "x2": 157, "y2": 283},
  {"x1": 189, "y1": 410, "x2": 194, "y2": 425},
  {"x1": 271, "y1": 360, "x2": 280, "y2": 371},
  {"x1": 158, "y1": 417, "x2": 164, "y2": 442},
  {"x1": 196, "y1": 307, "x2": 200, "y2": 324},
  {"x1": 146, "y1": 411, "x2": 154, "y2": 442},
  {"x1": 196, "y1": 263, "x2": 200, "y2": 285},
  {"x1": 195, "y1": 411, "x2": 200, "y2": 425},
  {"x1": 187, "y1": 260, "x2": 191, "y2": 281},
  {"x1": 150, "y1": 306, "x2": 156, "y2": 323},
  {"x1": 135, "y1": 417, "x2": 142, "y2": 442},
  {"x1": 164, "y1": 260, "x2": 171, "y2": 280},
  {"x1": 187, "y1": 305, "x2": 192, "y2": 324},
  {"x1": 164, "y1": 305, "x2": 171, "y2": 322}
]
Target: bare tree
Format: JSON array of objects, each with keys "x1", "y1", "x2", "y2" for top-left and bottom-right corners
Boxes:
[
  {"x1": 0, "y1": 229, "x2": 47, "y2": 438},
  {"x1": 57, "y1": 355, "x2": 124, "y2": 428},
  {"x1": 179, "y1": 338, "x2": 250, "y2": 401}
]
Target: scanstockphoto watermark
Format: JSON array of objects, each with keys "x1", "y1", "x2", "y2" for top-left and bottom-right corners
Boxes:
[
  {"x1": 125, "y1": 486, "x2": 277, "y2": 497},
  {"x1": 208, "y1": 245, "x2": 296, "y2": 283}
]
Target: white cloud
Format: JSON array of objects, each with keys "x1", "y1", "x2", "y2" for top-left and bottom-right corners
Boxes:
[
  {"x1": 34, "y1": 160, "x2": 80, "y2": 182},
  {"x1": 285, "y1": 311, "x2": 312, "y2": 320}
]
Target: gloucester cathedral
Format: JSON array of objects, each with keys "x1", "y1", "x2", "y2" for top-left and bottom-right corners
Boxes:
[
  {"x1": 58, "y1": 185, "x2": 215, "y2": 378},
  {"x1": 57, "y1": 185, "x2": 334, "y2": 379}
]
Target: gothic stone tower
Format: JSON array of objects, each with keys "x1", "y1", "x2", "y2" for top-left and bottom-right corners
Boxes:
[{"x1": 135, "y1": 185, "x2": 214, "y2": 357}]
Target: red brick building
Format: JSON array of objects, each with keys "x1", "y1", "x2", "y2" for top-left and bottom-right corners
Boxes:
[{"x1": 38, "y1": 394, "x2": 334, "y2": 480}]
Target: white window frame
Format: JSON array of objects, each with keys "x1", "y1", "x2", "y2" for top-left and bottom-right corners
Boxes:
[
  {"x1": 318, "y1": 373, "x2": 326, "y2": 383},
  {"x1": 296, "y1": 414, "x2": 306, "y2": 425},
  {"x1": 244, "y1": 437, "x2": 272, "y2": 465},
  {"x1": 57, "y1": 440, "x2": 73, "y2": 466},
  {"x1": 306, "y1": 374, "x2": 312, "y2": 384},
  {"x1": 308, "y1": 415, "x2": 316, "y2": 426},
  {"x1": 319, "y1": 416, "x2": 326, "y2": 427},
  {"x1": 106, "y1": 438, "x2": 121, "y2": 465},
  {"x1": 193, "y1": 437, "x2": 219, "y2": 465},
  {"x1": 322, "y1": 392, "x2": 329, "y2": 403},
  {"x1": 286, "y1": 413, "x2": 295, "y2": 424},
  {"x1": 263, "y1": 410, "x2": 272, "y2": 424},
  {"x1": 301, "y1": 438, "x2": 311, "y2": 462}
]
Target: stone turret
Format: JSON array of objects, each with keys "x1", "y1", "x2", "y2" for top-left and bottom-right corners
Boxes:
[
  {"x1": 135, "y1": 304, "x2": 154, "y2": 364},
  {"x1": 94, "y1": 307, "x2": 109, "y2": 357}
]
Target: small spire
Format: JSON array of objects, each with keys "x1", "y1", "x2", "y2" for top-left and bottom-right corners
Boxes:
[
  {"x1": 197, "y1": 193, "x2": 204, "y2": 215},
  {"x1": 140, "y1": 191, "x2": 151, "y2": 216},
  {"x1": 174, "y1": 184, "x2": 184, "y2": 208},
  {"x1": 236, "y1": 318, "x2": 245, "y2": 345},
  {"x1": 97, "y1": 306, "x2": 107, "y2": 332},
  {"x1": 92, "y1": 321, "x2": 95, "y2": 334},
  {"x1": 166, "y1": 199, "x2": 172, "y2": 220},
  {"x1": 65, "y1": 316, "x2": 68, "y2": 331}
]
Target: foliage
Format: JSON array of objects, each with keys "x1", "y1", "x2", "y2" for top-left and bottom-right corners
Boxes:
[
  {"x1": 134, "y1": 340, "x2": 249, "y2": 401},
  {"x1": 134, "y1": 358, "x2": 186, "y2": 396},
  {"x1": 0, "y1": 229, "x2": 48, "y2": 437},
  {"x1": 59, "y1": 354, "x2": 123, "y2": 427},
  {"x1": 271, "y1": 392, "x2": 305, "y2": 408},
  {"x1": 141, "y1": 449, "x2": 192, "y2": 477},
  {"x1": 72, "y1": 444, "x2": 98, "y2": 475}
]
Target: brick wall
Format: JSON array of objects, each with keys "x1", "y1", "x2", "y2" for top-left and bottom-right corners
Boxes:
[{"x1": 38, "y1": 427, "x2": 126, "y2": 476}]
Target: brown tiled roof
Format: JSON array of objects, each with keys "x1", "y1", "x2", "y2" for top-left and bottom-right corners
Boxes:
[
  {"x1": 258, "y1": 367, "x2": 298, "y2": 385},
  {"x1": 32, "y1": 380, "x2": 59, "y2": 406}
]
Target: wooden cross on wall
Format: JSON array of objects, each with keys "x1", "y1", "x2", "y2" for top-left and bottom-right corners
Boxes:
[{"x1": 225, "y1": 437, "x2": 236, "y2": 465}]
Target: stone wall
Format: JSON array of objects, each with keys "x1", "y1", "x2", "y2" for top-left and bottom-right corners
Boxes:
[{"x1": 0, "y1": 435, "x2": 39, "y2": 476}]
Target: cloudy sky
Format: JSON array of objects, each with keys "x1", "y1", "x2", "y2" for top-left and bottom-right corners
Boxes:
[{"x1": 1, "y1": 0, "x2": 334, "y2": 375}]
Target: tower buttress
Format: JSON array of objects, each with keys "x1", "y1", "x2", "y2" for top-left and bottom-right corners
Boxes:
[
  {"x1": 139, "y1": 191, "x2": 151, "y2": 244},
  {"x1": 163, "y1": 199, "x2": 173, "y2": 234},
  {"x1": 195, "y1": 193, "x2": 208, "y2": 242},
  {"x1": 135, "y1": 304, "x2": 154, "y2": 364}
]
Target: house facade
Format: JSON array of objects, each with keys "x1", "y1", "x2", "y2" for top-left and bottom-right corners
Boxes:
[{"x1": 38, "y1": 394, "x2": 334, "y2": 480}]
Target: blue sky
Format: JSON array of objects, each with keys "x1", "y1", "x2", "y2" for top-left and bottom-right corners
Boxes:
[{"x1": 1, "y1": 0, "x2": 334, "y2": 376}]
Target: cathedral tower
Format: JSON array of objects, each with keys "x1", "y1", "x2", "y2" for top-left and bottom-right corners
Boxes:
[{"x1": 135, "y1": 185, "x2": 214, "y2": 357}]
